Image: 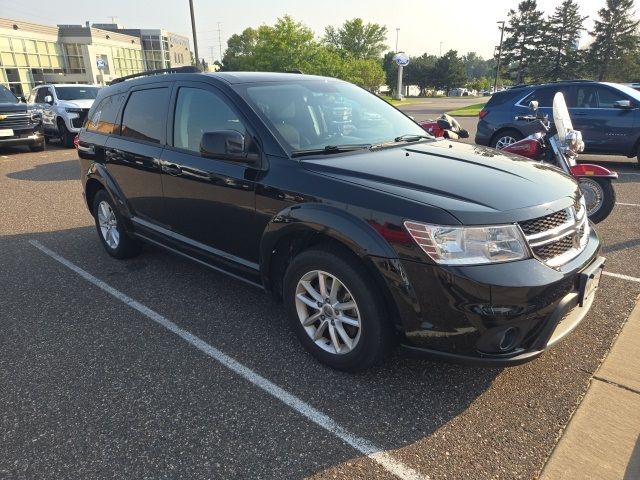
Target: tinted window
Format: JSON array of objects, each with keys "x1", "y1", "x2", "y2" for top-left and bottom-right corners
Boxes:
[
  {"x1": 173, "y1": 87, "x2": 246, "y2": 153},
  {"x1": 597, "y1": 87, "x2": 627, "y2": 108},
  {"x1": 87, "y1": 94, "x2": 123, "y2": 134},
  {"x1": 575, "y1": 86, "x2": 599, "y2": 108},
  {"x1": 0, "y1": 85, "x2": 18, "y2": 103},
  {"x1": 524, "y1": 86, "x2": 572, "y2": 108},
  {"x1": 120, "y1": 88, "x2": 169, "y2": 144},
  {"x1": 55, "y1": 86, "x2": 100, "y2": 100}
]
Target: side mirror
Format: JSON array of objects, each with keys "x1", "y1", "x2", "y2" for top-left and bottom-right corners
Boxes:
[
  {"x1": 19, "y1": 96, "x2": 27, "y2": 103},
  {"x1": 614, "y1": 99, "x2": 633, "y2": 109},
  {"x1": 528, "y1": 100, "x2": 539, "y2": 112},
  {"x1": 44, "y1": 95, "x2": 53, "y2": 105},
  {"x1": 200, "y1": 130, "x2": 259, "y2": 164}
]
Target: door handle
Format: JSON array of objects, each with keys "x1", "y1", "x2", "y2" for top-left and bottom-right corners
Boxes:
[{"x1": 163, "y1": 164, "x2": 183, "y2": 176}]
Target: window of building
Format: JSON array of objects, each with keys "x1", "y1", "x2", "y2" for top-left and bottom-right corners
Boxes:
[
  {"x1": 63, "y1": 43, "x2": 86, "y2": 74},
  {"x1": 120, "y1": 88, "x2": 169, "y2": 144}
]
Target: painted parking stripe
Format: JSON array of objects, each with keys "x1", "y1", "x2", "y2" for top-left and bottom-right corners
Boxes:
[
  {"x1": 616, "y1": 202, "x2": 640, "y2": 207},
  {"x1": 28, "y1": 240, "x2": 426, "y2": 480},
  {"x1": 603, "y1": 271, "x2": 640, "y2": 283}
]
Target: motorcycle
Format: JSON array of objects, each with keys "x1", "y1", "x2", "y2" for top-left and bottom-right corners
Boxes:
[
  {"x1": 419, "y1": 114, "x2": 470, "y2": 140},
  {"x1": 499, "y1": 92, "x2": 617, "y2": 224}
]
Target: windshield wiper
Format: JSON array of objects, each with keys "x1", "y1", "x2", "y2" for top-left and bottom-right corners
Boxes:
[
  {"x1": 393, "y1": 134, "x2": 431, "y2": 142},
  {"x1": 291, "y1": 144, "x2": 372, "y2": 158}
]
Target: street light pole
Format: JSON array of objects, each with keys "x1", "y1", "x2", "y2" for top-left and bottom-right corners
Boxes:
[
  {"x1": 395, "y1": 28, "x2": 400, "y2": 53},
  {"x1": 493, "y1": 21, "x2": 505, "y2": 93},
  {"x1": 188, "y1": 0, "x2": 200, "y2": 68},
  {"x1": 439, "y1": 41, "x2": 443, "y2": 57}
]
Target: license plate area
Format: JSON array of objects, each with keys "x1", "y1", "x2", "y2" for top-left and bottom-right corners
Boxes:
[
  {"x1": 578, "y1": 257, "x2": 605, "y2": 306},
  {"x1": 0, "y1": 128, "x2": 14, "y2": 137}
]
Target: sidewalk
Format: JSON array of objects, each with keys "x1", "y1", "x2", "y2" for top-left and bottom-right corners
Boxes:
[{"x1": 540, "y1": 295, "x2": 640, "y2": 480}]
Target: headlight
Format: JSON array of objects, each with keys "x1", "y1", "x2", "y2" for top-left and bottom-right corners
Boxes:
[
  {"x1": 565, "y1": 130, "x2": 584, "y2": 153},
  {"x1": 404, "y1": 221, "x2": 529, "y2": 265},
  {"x1": 65, "y1": 108, "x2": 83, "y2": 113}
]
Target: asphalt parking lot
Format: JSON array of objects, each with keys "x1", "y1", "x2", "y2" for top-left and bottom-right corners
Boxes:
[{"x1": 1, "y1": 134, "x2": 640, "y2": 479}]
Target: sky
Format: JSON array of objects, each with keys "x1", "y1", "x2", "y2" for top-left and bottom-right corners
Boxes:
[{"x1": 0, "y1": 0, "x2": 626, "y2": 62}]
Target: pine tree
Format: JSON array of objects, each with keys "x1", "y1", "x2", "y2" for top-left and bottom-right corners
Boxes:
[
  {"x1": 543, "y1": 0, "x2": 588, "y2": 81},
  {"x1": 501, "y1": 0, "x2": 547, "y2": 83},
  {"x1": 588, "y1": 0, "x2": 640, "y2": 81}
]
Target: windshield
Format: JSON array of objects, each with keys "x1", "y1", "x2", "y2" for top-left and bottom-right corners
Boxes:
[
  {"x1": 0, "y1": 86, "x2": 18, "y2": 103},
  {"x1": 552, "y1": 92, "x2": 572, "y2": 144},
  {"x1": 606, "y1": 82, "x2": 640, "y2": 102},
  {"x1": 242, "y1": 80, "x2": 429, "y2": 153},
  {"x1": 55, "y1": 86, "x2": 100, "y2": 101}
]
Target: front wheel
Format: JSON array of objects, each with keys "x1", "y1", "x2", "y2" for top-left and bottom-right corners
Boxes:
[
  {"x1": 491, "y1": 129, "x2": 523, "y2": 149},
  {"x1": 58, "y1": 119, "x2": 74, "y2": 148},
  {"x1": 578, "y1": 177, "x2": 616, "y2": 223},
  {"x1": 283, "y1": 246, "x2": 393, "y2": 371}
]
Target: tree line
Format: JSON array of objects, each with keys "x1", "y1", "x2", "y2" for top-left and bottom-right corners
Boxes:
[{"x1": 219, "y1": 0, "x2": 640, "y2": 94}]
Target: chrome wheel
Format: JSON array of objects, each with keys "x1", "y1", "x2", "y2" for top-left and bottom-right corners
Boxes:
[
  {"x1": 495, "y1": 135, "x2": 517, "y2": 149},
  {"x1": 578, "y1": 178, "x2": 604, "y2": 217},
  {"x1": 97, "y1": 200, "x2": 120, "y2": 249},
  {"x1": 294, "y1": 270, "x2": 361, "y2": 355}
]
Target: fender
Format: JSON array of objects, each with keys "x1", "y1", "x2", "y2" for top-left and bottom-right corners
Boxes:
[
  {"x1": 570, "y1": 163, "x2": 618, "y2": 179},
  {"x1": 259, "y1": 203, "x2": 398, "y2": 283},
  {"x1": 85, "y1": 162, "x2": 133, "y2": 219}
]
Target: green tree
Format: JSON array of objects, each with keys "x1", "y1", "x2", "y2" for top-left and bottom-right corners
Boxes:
[
  {"x1": 502, "y1": 0, "x2": 546, "y2": 83},
  {"x1": 588, "y1": 0, "x2": 640, "y2": 81},
  {"x1": 382, "y1": 51, "x2": 400, "y2": 90},
  {"x1": 542, "y1": 0, "x2": 588, "y2": 81},
  {"x1": 462, "y1": 52, "x2": 492, "y2": 79},
  {"x1": 405, "y1": 53, "x2": 437, "y2": 96},
  {"x1": 323, "y1": 18, "x2": 388, "y2": 59},
  {"x1": 431, "y1": 50, "x2": 467, "y2": 93},
  {"x1": 347, "y1": 58, "x2": 386, "y2": 91},
  {"x1": 222, "y1": 27, "x2": 258, "y2": 70}
]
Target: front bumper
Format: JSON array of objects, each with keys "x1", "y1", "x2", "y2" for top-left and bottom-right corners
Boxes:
[
  {"x1": 0, "y1": 128, "x2": 43, "y2": 147},
  {"x1": 372, "y1": 227, "x2": 603, "y2": 366}
]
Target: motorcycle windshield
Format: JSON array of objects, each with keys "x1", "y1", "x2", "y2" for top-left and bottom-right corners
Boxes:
[{"x1": 552, "y1": 92, "x2": 573, "y2": 144}]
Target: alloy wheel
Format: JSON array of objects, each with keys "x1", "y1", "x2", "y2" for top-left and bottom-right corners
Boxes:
[
  {"x1": 97, "y1": 201, "x2": 120, "y2": 249},
  {"x1": 294, "y1": 270, "x2": 361, "y2": 355},
  {"x1": 495, "y1": 136, "x2": 517, "y2": 149}
]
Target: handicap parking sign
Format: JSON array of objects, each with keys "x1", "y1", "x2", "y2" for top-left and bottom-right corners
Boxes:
[{"x1": 96, "y1": 58, "x2": 107, "y2": 69}]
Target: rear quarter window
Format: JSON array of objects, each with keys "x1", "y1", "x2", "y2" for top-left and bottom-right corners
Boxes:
[
  {"x1": 87, "y1": 94, "x2": 124, "y2": 134},
  {"x1": 485, "y1": 88, "x2": 529, "y2": 108},
  {"x1": 119, "y1": 87, "x2": 169, "y2": 144}
]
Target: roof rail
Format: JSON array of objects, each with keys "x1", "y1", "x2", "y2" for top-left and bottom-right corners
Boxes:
[
  {"x1": 109, "y1": 66, "x2": 202, "y2": 85},
  {"x1": 506, "y1": 79, "x2": 597, "y2": 90}
]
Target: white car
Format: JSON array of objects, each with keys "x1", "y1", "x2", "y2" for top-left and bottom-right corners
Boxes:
[{"x1": 28, "y1": 84, "x2": 101, "y2": 147}]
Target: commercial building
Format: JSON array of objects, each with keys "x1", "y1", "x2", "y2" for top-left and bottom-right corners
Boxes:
[{"x1": 0, "y1": 17, "x2": 192, "y2": 96}]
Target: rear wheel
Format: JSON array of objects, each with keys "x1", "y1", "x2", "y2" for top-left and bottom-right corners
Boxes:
[
  {"x1": 491, "y1": 129, "x2": 523, "y2": 149},
  {"x1": 283, "y1": 246, "x2": 393, "y2": 371},
  {"x1": 92, "y1": 189, "x2": 140, "y2": 259},
  {"x1": 578, "y1": 177, "x2": 616, "y2": 223},
  {"x1": 57, "y1": 119, "x2": 74, "y2": 148}
]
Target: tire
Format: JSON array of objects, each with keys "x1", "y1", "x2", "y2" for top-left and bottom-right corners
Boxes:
[
  {"x1": 92, "y1": 189, "x2": 140, "y2": 259},
  {"x1": 57, "y1": 119, "x2": 74, "y2": 148},
  {"x1": 44, "y1": 136, "x2": 51, "y2": 144},
  {"x1": 29, "y1": 141, "x2": 45, "y2": 152},
  {"x1": 578, "y1": 177, "x2": 616, "y2": 224},
  {"x1": 491, "y1": 129, "x2": 523, "y2": 149},
  {"x1": 283, "y1": 246, "x2": 393, "y2": 371}
]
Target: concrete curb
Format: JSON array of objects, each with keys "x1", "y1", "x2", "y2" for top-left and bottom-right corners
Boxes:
[{"x1": 539, "y1": 295, "x2": 640, "y2": 480}]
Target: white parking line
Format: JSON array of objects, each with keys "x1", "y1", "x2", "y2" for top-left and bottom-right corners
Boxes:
[
  {"x1": 603, "y1": 271, "x2": 640, "y2": 283},
  {"x1": 616, "y1": 202, "x2": 640, "y2": 207},
  {"x1": 28, "y1": 240, "x2": 426, "y2": 480}
]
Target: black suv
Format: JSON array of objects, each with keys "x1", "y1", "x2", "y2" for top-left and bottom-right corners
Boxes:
[
  {"x1": 77, "y1": 68, "x2": 605, "y2": 371},
  {"x1": 0, "y1": 84, "x2": 44, "y2": 151},
  {"x1": 476, "y1": 80, "x2": 640, "y2": 160}
]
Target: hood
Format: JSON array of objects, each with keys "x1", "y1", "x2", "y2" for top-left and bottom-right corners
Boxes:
[
  {"x1": 301, "y1": 140, "x2": 579, "y2": 225},
  {"x1": 0, "y1": 102, "x2": 27, "y2": 113},
  {"x1": 58, "y1": 99, "x2": 95, "y2": 109}
]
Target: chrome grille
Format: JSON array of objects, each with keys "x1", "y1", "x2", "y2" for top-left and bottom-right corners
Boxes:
[
  {"x1": 519, "y1": 198, "x2": 588, "y2": 268},
  {"x1": 0, "y1": 112, "x2": 30, "y2": 129},
  {"x1": 519, "y1": 209, "x2": 569, "y2": 236}
]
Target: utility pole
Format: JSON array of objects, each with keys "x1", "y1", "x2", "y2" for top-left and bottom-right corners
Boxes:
[
  {"x1": 217, "y1": 22, "x2": 223, "y2": 61},
  {"x1": 188, "y1": 0, "x2": 199, "y2": 68},
  {"x1": 493, "y1": 21, "x2": 505, "y2": 93},
  {"x1": 439, "y1": 42, "x2": 443, "y2": 57},
  {"x1": 108, "y1": 16, "x2": 118, "y2": 25}
]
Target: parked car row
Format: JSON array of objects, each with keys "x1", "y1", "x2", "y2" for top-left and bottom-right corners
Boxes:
[{"x1": 0, "y1": 83, "x2": 101, "y2": 152}]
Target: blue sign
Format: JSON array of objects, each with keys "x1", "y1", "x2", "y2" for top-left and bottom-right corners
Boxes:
[
  {"x1": 96, "y1": 58, "x2": 107, "y2": 69},
  {"x1": 393, "y1": 52, "x2": 410, "y2": 67}
]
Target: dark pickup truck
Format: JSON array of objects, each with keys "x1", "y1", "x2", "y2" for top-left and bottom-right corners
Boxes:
[{"x1": 0, "y1": 84, "x2": 44, "y2": 151}]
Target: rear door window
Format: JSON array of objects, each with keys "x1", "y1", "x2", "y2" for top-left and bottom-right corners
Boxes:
[
  {"x1": 120, "y1": 87, "x2": 169, "y2": 144},
  {"x1": 522, "y1": 86, "x2": 573, "y2": 108}
]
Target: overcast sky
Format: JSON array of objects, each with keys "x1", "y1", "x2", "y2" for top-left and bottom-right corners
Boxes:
[{"x1": 0, "y1": 0, "x2": 628, "y2": 62}]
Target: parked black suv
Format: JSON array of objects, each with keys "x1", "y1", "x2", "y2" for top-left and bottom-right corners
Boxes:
[
  {"x1": 476, "y1": 80, "x2": 640, "y2": 161},
  {"x1": 0, "y1": 84, "x2": 44, "y2": 151},
  {"x1": 77, "y1": 69, "x2": 605, "y2": 371}
]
